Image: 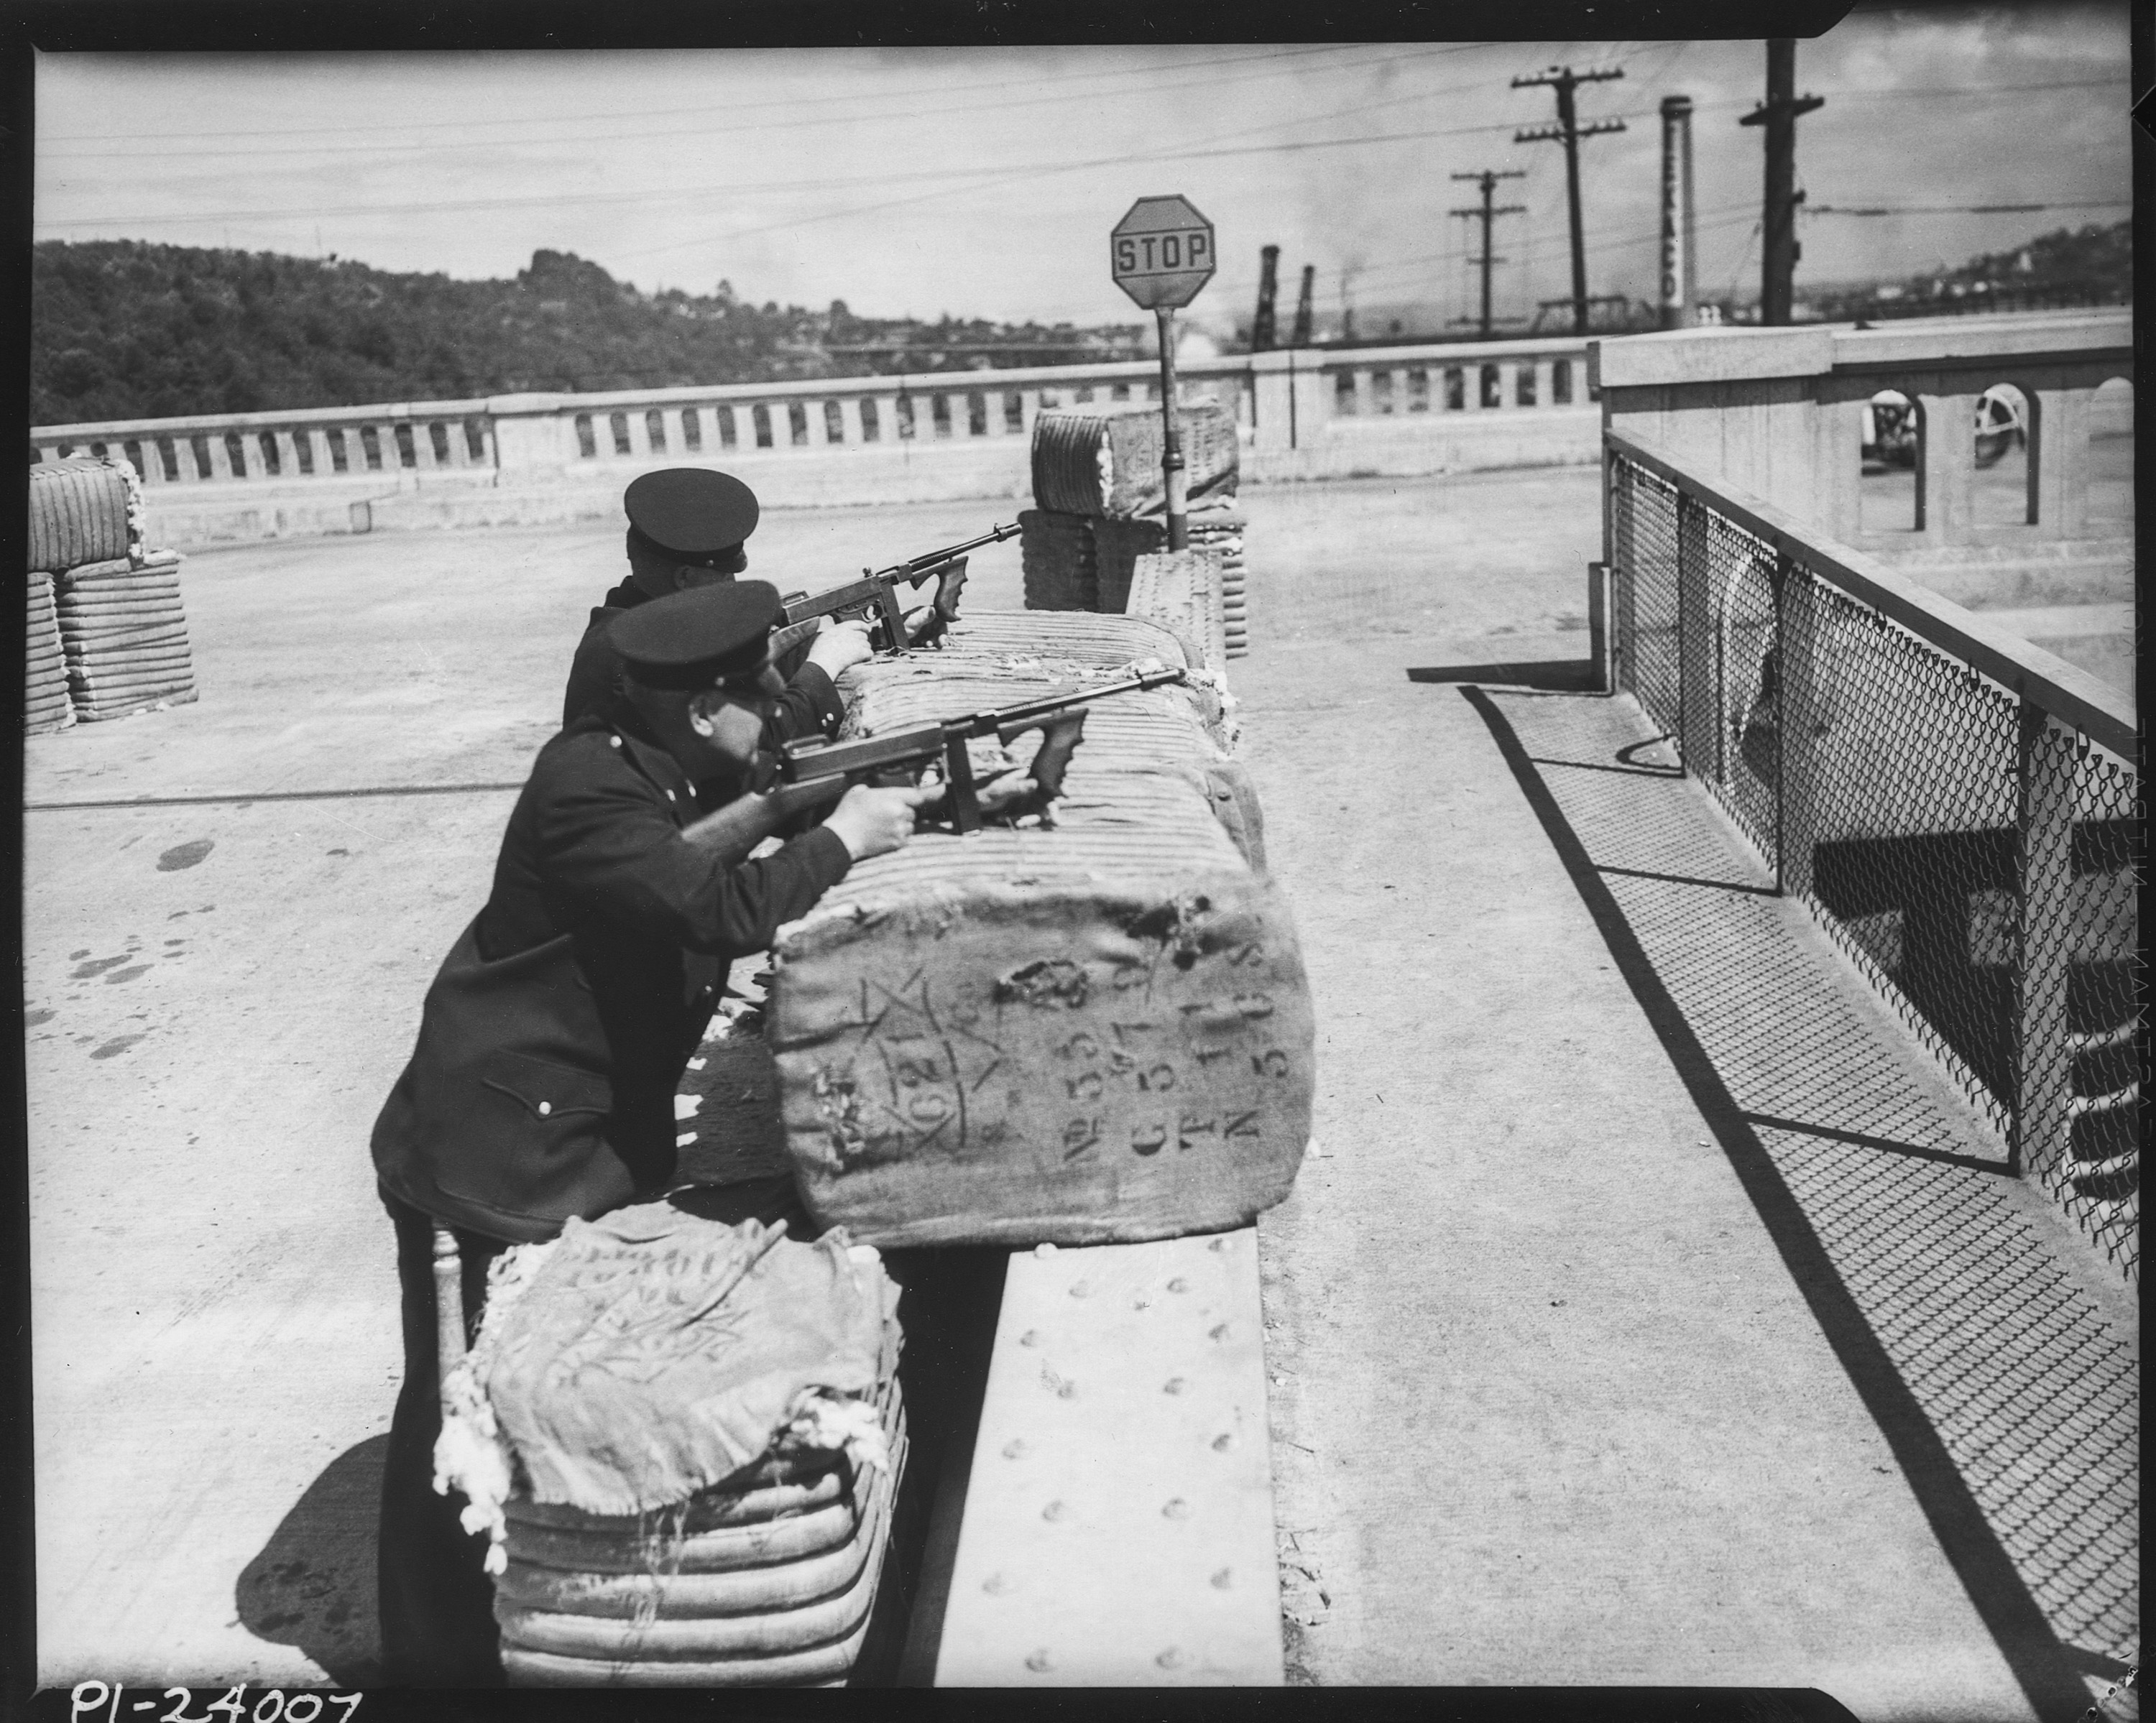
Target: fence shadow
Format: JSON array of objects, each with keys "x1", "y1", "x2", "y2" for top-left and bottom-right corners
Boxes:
[{"x1": 1465, "y1": 684, "x2": 2139, "y2": 1721}]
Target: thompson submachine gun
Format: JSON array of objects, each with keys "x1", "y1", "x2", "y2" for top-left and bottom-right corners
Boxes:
[
  {"x1": 770, "y1": 522, "x2": 1021, "y2": 661},
  {"x1": 685, "y1": 665, "x2": 1189, "y2": 865}
]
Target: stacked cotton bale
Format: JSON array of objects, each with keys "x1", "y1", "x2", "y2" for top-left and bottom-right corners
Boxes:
[
  {"x1": 1028, "y1": 397, "x2": 1240, "y2": 519},
  {"x1": 436, "y1": 1204, "x2": 908, "y2": 1688},
  {"x1": 29, "y1": 456, "x2": 198, "y2": 723},
  {"x1": 24, "y1": 571, "x2": 72, "y2": 736},
  {"x1": 1021, "y1": 399, "x2": 1248, "y2": 659},
  {"x1": 57, "y1": 550, "x2": 198, "y2": 721},
  {"x1": 1016, "y1": 507, "x2": 1097, "y2": 612},
  {"x1": 1125, "y1": 550, "x2": 1227, "y2": 675},
  {"x1": 766, "y1": 609, "x2": 1306, "y2": 1249},
  {"x1": 494, "y1": 1380, "x2": 908, "y2": 1687}
]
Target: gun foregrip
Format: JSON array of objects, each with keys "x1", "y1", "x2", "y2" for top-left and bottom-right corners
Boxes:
[{"x1": 1014, "y1": 709, "x2": 1086, "y2": 804}]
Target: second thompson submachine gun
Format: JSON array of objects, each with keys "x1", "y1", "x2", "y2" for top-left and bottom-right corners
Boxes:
[{"x1": 771, "y1": 522, "x2": 1021, "y2": 662}]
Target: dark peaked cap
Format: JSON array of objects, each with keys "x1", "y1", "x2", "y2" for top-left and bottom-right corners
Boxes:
[
  {"x1": 625, "y1": 468, "x2": 760, "y2": 560},
  {"x1": 610, "y1": 580, "x2": 781, "y2": 690}
]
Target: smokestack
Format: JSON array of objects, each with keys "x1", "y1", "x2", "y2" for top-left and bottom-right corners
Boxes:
[
  {"x1": 1658, "y1": 95, "x2": 1697, "y2": 329},
  {"x1": 1252, "y1": 244, "x2": 1281, "y2": 352},
  {"x1": 1291, "y1": 264, "x2": 1316, "y2": 347}
]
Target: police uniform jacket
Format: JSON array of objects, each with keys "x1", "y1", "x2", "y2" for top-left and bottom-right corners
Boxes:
[
  {"x1": 563, "y1": 579, "x2": 844, "y2": 741},
  {"x1": 371, "y1": 698, "x2": 854, "y2": 1244}
]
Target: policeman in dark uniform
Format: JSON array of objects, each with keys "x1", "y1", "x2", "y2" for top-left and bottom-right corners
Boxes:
[
  {"x1": 562, "y1": 466, "x2": 875, "y2": 736},
  {"x1": 373, "y1": 580, "x2": 932, "y2": 1684}
]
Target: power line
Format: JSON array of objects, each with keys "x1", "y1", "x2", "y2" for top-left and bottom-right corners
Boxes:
[
  {"x1": 39, "y1": 43, "x2": 1479, "y2": 145},
  {"x1": 42, "y1": 43, "x2": 1478, "y2": 161},
  {"x1": 38, "y1": 106, "x2": 1581, "y2": 239},
  {"x1": 1805, "y1": 199, "x2": 2130, "y2": 216}
]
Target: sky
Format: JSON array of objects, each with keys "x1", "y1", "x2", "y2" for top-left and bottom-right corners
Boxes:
[{"x1": 31, "y1": 5, "x2": 2132, "y2": 341}]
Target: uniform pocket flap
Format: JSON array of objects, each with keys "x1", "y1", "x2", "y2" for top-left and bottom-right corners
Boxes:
[{"x1": 477, "y1": 1050, "x2": 612, "y2": 1121}]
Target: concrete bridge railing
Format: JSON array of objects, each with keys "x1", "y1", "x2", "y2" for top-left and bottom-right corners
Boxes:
[
  {"x1": 30, "y1": 336, "x2": 1600, "y2": 545},
  {"x1": 1589, "y1": 310, "x2": 2134, "y2": 555}
]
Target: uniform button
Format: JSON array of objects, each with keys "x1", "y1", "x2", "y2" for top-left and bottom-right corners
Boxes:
[
  {"x1": 538, "y1": 1101, "x2": 553, "y2": 1117},
  {"x1": 665, "y1": 789, "x2": 676, "y2": 801},
  {"x1": 609, "y1": 736, "x2": 622, "y2": 749}
]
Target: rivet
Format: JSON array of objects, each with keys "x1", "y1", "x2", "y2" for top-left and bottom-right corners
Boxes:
[
  {"x1": 1069, "y1": 1279, "x2": 1092, "y2": 1299},
  {"x1": 537, "y1": 1101, "x2": 552, "y2": 1117},
  {"x1": 1025, "y1": 1650, "x2": 1052, "y2": 1673},
  {"x1": 1164, "y1": 1376, "x2": 1189, "y2": 1395},
  {"x1": 1212, "y1": 1431, "x2": 1235, "y2": 1451},
  {"x1": 1042, "y1": 1500, "x2": 1069, "y2": 1523},
  {"x1": 1156, "y1": 1646, "x2": 1186, "y2": 1669},
  {"x1": 1211, "y1": 1567, "x2": 1233, "y2": 1589},
  {"x1": 1019, "y1": 1329, "x2": 1043, "y2": 1347},
  {"x1": 1167, "y1": 1277, "x2": 1189, "y2": 1293},
  {"x1": 1003, "y1": 1438, "x2": 1030, "y2": 1460},
  {"x1": 1209, "y1": 1323, "x2": 1230, "y2": 1341},
  {"x1": 982, "y1": 1571, "x2": 1013, "y2": 1595},
  {"x1": 1163, "y1": 1497, "x2": 1192, "y2": 1520}
]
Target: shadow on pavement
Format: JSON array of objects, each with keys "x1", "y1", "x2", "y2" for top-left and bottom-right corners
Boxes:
[
  {"x1": 1463, "y1": 683, "x2": 2138, "y2": 1723},
  {"x1": 235, "y1": 1434, "x2": 387, "y2": 1686}
]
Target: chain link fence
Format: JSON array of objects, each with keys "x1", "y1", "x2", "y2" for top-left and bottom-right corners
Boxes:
[{"x1": 1610, "y1": 445, "x2": 2141, "y2": 1283}]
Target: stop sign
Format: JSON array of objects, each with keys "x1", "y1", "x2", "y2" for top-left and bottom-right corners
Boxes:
[{"x1": 1110, "y1": 195, "x2": 1216, "y2": 311}]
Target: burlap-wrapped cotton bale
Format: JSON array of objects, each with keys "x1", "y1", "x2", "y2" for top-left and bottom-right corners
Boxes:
[
  {"x1": 1018, "y1": 507, "x2": 1097, "y2": 612},
  {"x1": 499, "y1": 1392, "x2": 906, "y2": 1687},
  {"x1": 854, "y1": 611, "x2": 1253, "y2": 854},
  {"x1": 29, "y1": 457, "x2": 141, "y2": 574},
  {"x1": 24, "y1": 571, "x2": 74, "y2": 736},
  {"x1": 1090, "y1": 507, "x2": 1245, "y2": 626},
  {"x1": 768, "y1": 648, "x2": 1310, "y2": 1247},
  {"x1": 1029, "y1": 398, "x2": 1238, "y2": 519},
  {"x1": 58, "y1": 551, "x2": 195, "y2": 721},
  {"x1": 1128, "y1": 550, "x2": 1227, "y2": 674}
]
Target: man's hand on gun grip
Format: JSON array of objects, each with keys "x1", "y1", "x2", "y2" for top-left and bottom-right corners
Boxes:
[
  {"x1": 824, "y1": 782, "x2": 944, "y2": 861},
  {"x1": 805, "y1": 617, "x2": 877, "y2": 678}
]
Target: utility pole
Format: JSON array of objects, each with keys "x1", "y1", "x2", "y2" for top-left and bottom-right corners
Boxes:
[
  {"x1": 1291, "y1": 264, "x2": 1316, "y2": 347},
  {"x1": 1448, "y1": 169, "x2": 1526, "y2": 338},
  {"x1": 1739, "y1": 40, "x2": 1825, "y2": 325},
  {"x1": 1251, "y1": 244, "x2": 1281, "y2": 352},
  {"x1": 1512, "y1": 64, "x2": 1626, "y2": 336}
]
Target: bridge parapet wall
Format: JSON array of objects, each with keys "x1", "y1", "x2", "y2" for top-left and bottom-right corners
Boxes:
[
  {"x1": 1590, "y1": 310, "x2": 2133, "y2": 556},
  {"x1": 31, "y1": 338, "x2": 1600, "y2": 546}
]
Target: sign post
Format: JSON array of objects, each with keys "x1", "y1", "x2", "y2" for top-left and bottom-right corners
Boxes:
[{"x1": 1110, "y1": 195, "x2": 1216, "y2": 552}]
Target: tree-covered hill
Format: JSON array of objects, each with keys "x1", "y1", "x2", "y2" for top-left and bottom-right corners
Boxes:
[{"x1": 32, "y1": 240, "x2": 1143, "y2": 425}]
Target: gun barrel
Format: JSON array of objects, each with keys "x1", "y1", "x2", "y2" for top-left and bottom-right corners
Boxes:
[
  {"x1": 891, "y1": 522, "x2": 1020, "y2": 580},
  {"x1": 977, "y1": 665, "x2": 1187, "y2": 732}
]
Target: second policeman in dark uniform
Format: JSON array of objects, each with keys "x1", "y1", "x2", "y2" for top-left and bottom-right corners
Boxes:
[{"x1": 562, "y1": 466, "x2": 875, "y2": 734}]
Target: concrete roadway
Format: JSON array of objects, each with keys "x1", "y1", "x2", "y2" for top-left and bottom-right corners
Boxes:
[{"x1": 22, "y1": 468, "x2": 2134, "y2": 1709}]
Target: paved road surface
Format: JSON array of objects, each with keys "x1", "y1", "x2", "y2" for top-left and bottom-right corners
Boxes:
[{"x1": 22, "y1": 468, "x2": 2136, "y2": 1711}]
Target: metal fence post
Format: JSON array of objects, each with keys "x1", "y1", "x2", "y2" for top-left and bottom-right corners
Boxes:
[
  {"x1": 1587, "y1": 560, "x2": 1613, "y2": 692},
  {"x1": 1611, "y1": 461, "x2": 1639, "y2": 696},
  {"x1": 1773, "y1": 555, "x2": 1825, "y2": 901},
  {"x1": 2014, "y1": 700, "x2": 2075, "y2": 1181},
  {"x1": 1674, "y1": 489, "x2": 1713, "y2": 777}
]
